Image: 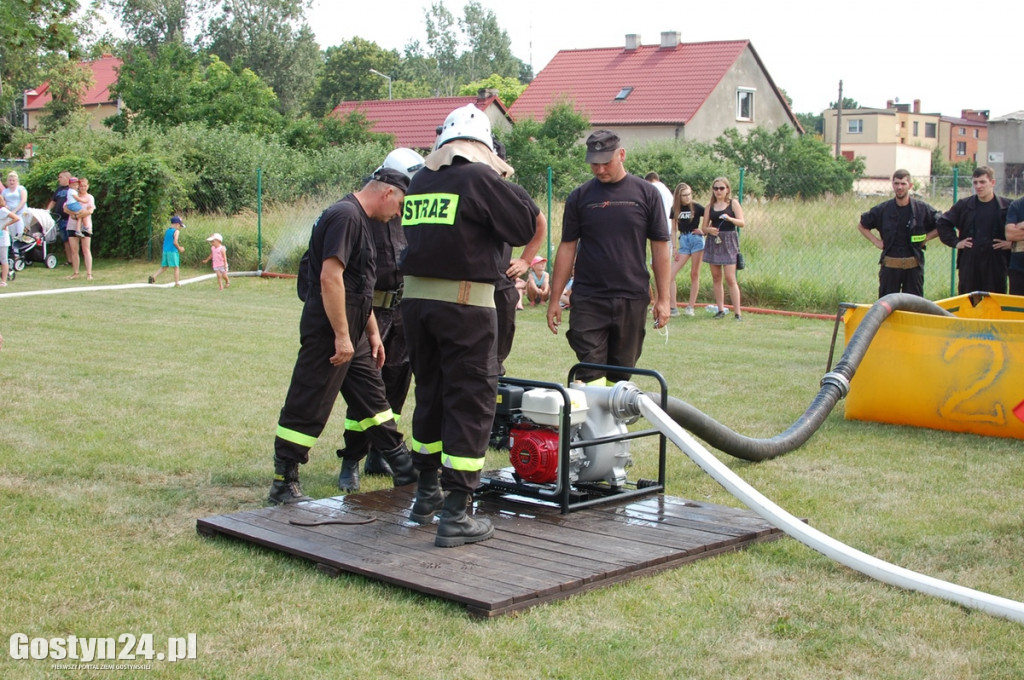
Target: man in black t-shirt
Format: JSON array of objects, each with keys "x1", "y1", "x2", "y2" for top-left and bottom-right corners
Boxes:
[
  {"x1": 546, "y1": 130, "x2": 672, "y2": 385},
  {"x1": 268, "y1": 167, "x2": 416, "y2": 506},
  {"x1": 857, "y1": 169, "x2": 939, "y2": 297},
  {"x1": 936, "y1": 166, "x2": 1012, "y2": 294}
]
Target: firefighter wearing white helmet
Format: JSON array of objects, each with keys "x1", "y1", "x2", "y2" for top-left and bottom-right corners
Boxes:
[
  {"x1": 337, "y1": 148, "x2": 425, "y2": 488},
  {"x1": 402, "y1": 107, "x2": 537, "y2": 547},
  {"x1": 435, "y1": 104, "x2": 494, "y2": 150}
]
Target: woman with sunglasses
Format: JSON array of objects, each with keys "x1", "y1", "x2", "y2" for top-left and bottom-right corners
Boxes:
[{"x1": 700, "y1": 177, "x2": 745, "y2": 320}]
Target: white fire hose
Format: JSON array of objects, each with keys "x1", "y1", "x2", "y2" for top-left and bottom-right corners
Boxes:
[{"x1": 608, "y1": 384, "x2": 1024, "y2": 625}]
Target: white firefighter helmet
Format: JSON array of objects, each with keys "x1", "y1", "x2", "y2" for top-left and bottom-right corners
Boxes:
[
  {"x1": 377, "y1": 147, "x2": 425, "y2": 179},
  {"x1": 436, "y1": 104, "x2": 494, "y2": 150}
]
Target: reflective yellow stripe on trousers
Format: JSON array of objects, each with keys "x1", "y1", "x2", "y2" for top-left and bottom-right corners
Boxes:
[
  {"x1": 276, "y1": 425, "x2": 317, "y2": 448},
  {"x1": 344, "y1": 409, "x2": 395, "y2": 433}
]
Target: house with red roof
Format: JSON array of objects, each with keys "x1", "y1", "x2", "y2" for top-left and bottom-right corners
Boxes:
[
  {"x1": 22, "y1": 54, "x2": 122, "y2": 132},
  {"x1": 330, "y1": 90, "x2": 513, "y2": 151},
  {"x1": 509, "y1": 32, "x2": 802, "y2": 147}
]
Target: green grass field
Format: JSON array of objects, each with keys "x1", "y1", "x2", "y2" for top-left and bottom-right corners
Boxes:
[{"x1": 1, "y1": 264, "x2": 1022, "y2": 679}]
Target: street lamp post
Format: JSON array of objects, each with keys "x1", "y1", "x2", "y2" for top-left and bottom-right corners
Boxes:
[{"x1": 369, "y1": 69, "x2": 392, "y2": 100}]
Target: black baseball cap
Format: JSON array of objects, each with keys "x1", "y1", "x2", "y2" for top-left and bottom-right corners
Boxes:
[
  {"x1": 371, "y1": 167, "x2": 410, "y2": 193},
  {"x1": 585, "y1": 130, "x2": 621, "y2": 163}
]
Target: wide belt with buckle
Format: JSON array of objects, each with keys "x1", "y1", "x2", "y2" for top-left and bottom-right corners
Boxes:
[
  {"x1": 402, "y1": 276, "x2": 495, "y2": 308},
  {"x1": 883, "y1": 256, "x2": 919, "y2": 270},
  {"x1": 373, "y1": 287, "x2": 403, "y2": 309}
]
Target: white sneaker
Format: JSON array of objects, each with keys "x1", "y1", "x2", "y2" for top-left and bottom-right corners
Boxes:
[{"x1": 683, "y1": 306, "x2": 695, "y2": 316}]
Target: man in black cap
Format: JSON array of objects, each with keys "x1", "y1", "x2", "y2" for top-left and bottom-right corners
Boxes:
[
  {"x1": 268, "y1": 166, "x2": 417, "y2": 505},
  {"x1": 546, "y1": 130, "x2": 672, "y2": 385}
]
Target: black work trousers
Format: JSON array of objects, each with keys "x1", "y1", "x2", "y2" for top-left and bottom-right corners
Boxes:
[
  {"x1": 402, "y1": 298, "x2": 498, "y2": 494},
  {"x1": 565, "y1": 295, "x2": 648, "y2": 384}
]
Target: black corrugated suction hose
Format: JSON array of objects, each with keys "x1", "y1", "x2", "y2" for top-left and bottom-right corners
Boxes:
[{"x1": 651, "y1": 293, "x2": 953, "y2": 462}]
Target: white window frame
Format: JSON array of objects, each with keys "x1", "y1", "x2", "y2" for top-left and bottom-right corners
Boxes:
[
  {"x1": 847, "y1": 119, "x2": 863, "y2": 134},
  {"x1": 736, "y1": 88, "x2": 755, "y2": 122},
  {"x1": 956, "y1": 141, "x2": 967, "y2": 156}
]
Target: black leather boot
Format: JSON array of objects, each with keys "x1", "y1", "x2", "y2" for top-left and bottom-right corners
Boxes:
[
  {"x1": 267, "y1": 457, "x2": 312, "y2": 505},
  {"x1": 409, "y1": 468, "x2": 444, "y2": 525},
  {"x1": 362, "y1": 448, "x2": 393, "y2": 476},
  {"x1": 337, "y1": 452, "x2": 360, "y2": 492},
  {"x1": 435, "y1": 490, "x2": 493, "y2": 547},
  {"x1": 381, "y1": 442, "x2": 418, "y2": 487}
]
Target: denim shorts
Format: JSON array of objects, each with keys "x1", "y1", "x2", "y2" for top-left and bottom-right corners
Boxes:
[{"x1": 678, "y1": 232, "x2": 705, "y2": 255}]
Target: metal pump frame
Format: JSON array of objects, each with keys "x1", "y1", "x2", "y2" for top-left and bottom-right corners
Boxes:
[{"x1": 477, "y1": 363, "x2": 669, "y2": 513}]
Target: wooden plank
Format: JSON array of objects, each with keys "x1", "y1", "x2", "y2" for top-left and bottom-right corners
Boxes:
[{"x1": 197, "y1": 489, "x2": 783, "y2": 617}]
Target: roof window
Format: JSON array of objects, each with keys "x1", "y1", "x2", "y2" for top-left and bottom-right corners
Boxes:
[{"x1": 614, "y1": 87, "x2": 634, "y2": 101}]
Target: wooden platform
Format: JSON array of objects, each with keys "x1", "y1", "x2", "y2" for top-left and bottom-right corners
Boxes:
[{"x1": 196, "y1": 484, "x2": 784, "y2": 617}]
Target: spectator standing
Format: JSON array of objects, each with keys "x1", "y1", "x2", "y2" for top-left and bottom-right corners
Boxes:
[
  {"x1": 936, "y1": 166, "x2": 1012, "y2": 294},
  {"x1": 1004, "y1": 196, "x2": 1024, "y2": 295},
  {"x1": 202, "y1": 233, "x2": 230, "y2": 290},
  {"x1": 646, "y1": 172, "x2": 676, "y2": 314},
  {"x1": 857, "y1": 169, "x2": 939, "y2": 297},
  {"x1": 401, "y1": 104, "x2": 536, "y2": 546},
  {"x1": 3, "y1": 172, "x2": 28, "y2": 239},
  {"x1": 0, "y1": 193, "x2": 21, "y2": 286},
  {"x1": 45, "y1": 170, "x2": 74, "y2": 265},
  {"x1": 700, "y1": 177, "x2": 745, "y2": 320},
  {"x1": 546, "y1": 130, "x2": 672, "y2": 385},
  {"x1": 669, "y1": 182, "x2": 705, "y2": 316},
  {"x1": 149, "y1": 216, "x2": 186, "y2": 286},
  {"x1": 66, "y1": 177, "x2": 96, "y2": 280}
]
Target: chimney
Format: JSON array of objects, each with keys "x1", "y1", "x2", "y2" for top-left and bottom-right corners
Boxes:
[
  {"x1": 660, "y1": 31, "x2": 680, "y2": 49},
  {"x1": 477, "y1": 88, "x2": 499, "y2": 102},
  {"x1": 961, "y1": 109, "x2": 989, "y2": 122},
  {"x1": 913, "y1": 99, "x2": 921, "y2": 113},
  {"x1": 886, "y1": 100, "x2": 894, "y2": 109},
  {"x1": 625, "y1": 34, "x2": 641, "y2": 50}
]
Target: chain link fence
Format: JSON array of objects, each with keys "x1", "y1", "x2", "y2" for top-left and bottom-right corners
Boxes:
[{"x1": 164, "y1": 168, "x2": 1022, "y2": 314}]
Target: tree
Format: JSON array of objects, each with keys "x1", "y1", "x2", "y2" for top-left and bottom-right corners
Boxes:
[
  {"x1": 503, "y1": 101, "x2": 590, "y2": 197},
  {"x1": 0, "y1": 0, "x2": 80, "y2": 128},
  {"x1": 795, "y1": 112, "x2": 824, "y2": 136},
  {"x1": 457, "y1": 74, "x2": 525, "y2": 109},
  {"x1": 829, "y1": 97, "x2": 860, "y2": 110},
  {"x1": 206, "y1": 0, "x2": 320, "y2": 114},
  {"x1": 110, "y1": 43, "x2": 203, "y2": 129},
  {"x1": 110, "y1": 43, "x2": 282, "y2": 133},
  {"x1": 459, "y1": 1, "x2": 523, "y2": 82},
  {"x1": 713, "y1": 125, "x2": 861, "y2": 198},
  {"x1": 308, "y1": 38, "x2": 401, "y2": 116},
  {"x1": 101, "y1": 0, "x2": 213, "y2": 50},
  {"x1": 422, "y1": 1, "x2": 460, "y2": 95},
  {"x1": 37, "y1": 58, "x2": 94, "y2": 132}
]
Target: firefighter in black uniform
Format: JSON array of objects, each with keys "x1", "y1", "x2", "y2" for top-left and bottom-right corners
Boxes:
[
  {"x1": 857, "y1": 169, "x2": 940, "y2": 298},
  {"x1": 338, "y1": 149, "x2": 425, "y2": 488},
  {"x1": 268, "y1": 167, "x2": 418, "y2": 505},
  {"x1": 402, "y1": 104, "x2": 537, "y2": 546}
]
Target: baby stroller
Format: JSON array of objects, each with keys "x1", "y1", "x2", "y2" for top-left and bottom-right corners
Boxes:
[{"x1": 12, "y1": 208, "x2": 59, "y2": 273}]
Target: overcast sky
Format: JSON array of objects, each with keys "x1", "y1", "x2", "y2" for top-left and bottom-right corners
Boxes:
[{"x1": 308, "y1": 0, "x2": 1021, "y2": 120}]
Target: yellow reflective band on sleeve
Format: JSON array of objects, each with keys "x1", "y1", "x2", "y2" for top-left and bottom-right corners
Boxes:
[
  {"x1": 343, "y1": 409, "x2": 396, "y2": 433},
  {"x1": 410, "y1": 437, "x2": 444, "y2": 455},
  {"x1": 402, "y1": 193, "x2": 460, "y2": 226},
  {"x1": 911, "y1": 233, "x2": 927, "y2": 243},
  {"x1": 276, "y1": 425, "x2": 317, "y2": 448},
  {"x1": 583, "y1": 377, "x2": 613, "y2": 387},
  {"x1": 442, "y1": 452, "x2": 485, "y2": 472}
]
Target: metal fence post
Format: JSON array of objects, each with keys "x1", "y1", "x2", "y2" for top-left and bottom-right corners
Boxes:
[
  {"x1": 546, "y1": 166, "x2": 553, "y2": 268},
  {"x1": 257, "y1": 167, "x2": 264, "y2": 272}
]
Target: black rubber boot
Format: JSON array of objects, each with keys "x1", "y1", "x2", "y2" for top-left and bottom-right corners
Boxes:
[
  {"x1": 408, "y1": 468, "x2": 445, "y2": 525},
  {"x1": 337, "y1": 453, "x2": 360, "y2": 492},
  {"x1": 268, "y1": 457, "x2": 312, "y2": 505},
  {"x1": 435, "y1": 490, "x2": 493, "y2": 547},
  {"x1": 381, "y1": 442, "x2": 418, "y2": 487},
  {"x1": 362, "y1": 448, "x2": 393, "y2": 477}
]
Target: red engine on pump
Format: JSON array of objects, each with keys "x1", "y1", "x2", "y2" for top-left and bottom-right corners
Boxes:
[{"x1": 508, "y1": 425, "x2": 560, "y2": 484}]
